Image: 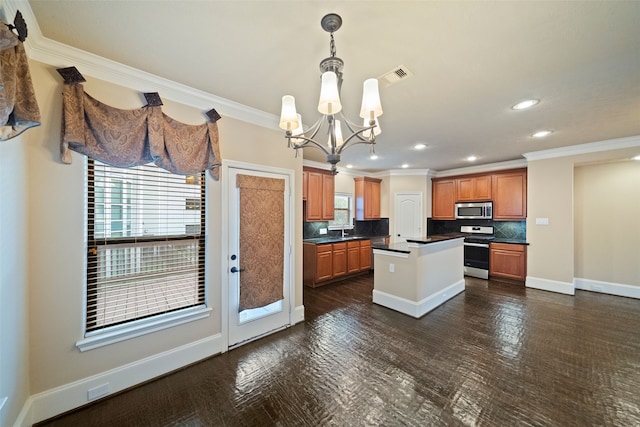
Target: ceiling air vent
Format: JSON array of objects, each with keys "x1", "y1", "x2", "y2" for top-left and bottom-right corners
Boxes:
[{"x1": 379, "y1": 65, "x2": 413, "y2": 87}]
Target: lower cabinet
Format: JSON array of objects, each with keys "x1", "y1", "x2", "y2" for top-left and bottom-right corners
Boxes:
[
  {"x1": 303, "y1": 239, "x2": 371, "y2": 287},
  {"x1": 489, "y1": 243, "x2": 527, "y2": 282}
]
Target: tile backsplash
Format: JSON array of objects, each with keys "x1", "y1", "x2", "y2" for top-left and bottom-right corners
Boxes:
[
  {"x1": 429, "y1": 219, "x2": 526, "y2": 240},
  {"x1": 304, "y1": 218, "x2": 389, "y2": 239}
]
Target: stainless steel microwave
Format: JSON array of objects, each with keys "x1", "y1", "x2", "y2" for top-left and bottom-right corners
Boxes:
[{"x1": 455, "y1": 202, "x2": 493, "y2": 219}]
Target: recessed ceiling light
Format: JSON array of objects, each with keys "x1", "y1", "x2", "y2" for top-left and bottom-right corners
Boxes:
[
  {"x1": 532, "y1": 130, "x2": 553, "y2": 138},
  {"x1": 401, "y1": 164, "x2": 409, "y2": 168},
  {"x1": 370, "y1": 154, "x2": 379, "y2": 160},
  {"x1": 512, "y1": 99, "x2": 539, "y2": 110},
  {"x1": 632, "y1": 155, "x2": 640, "y2": 161},
  {"x1": 466, "y1": 155, "x2": 477, "y2": 162},
  {"x1": 346, "y1": 164, "x2": 353, "y2": 168},
  {"x1": 414, "y1": 143, "x2": 427, "y2": 150}
]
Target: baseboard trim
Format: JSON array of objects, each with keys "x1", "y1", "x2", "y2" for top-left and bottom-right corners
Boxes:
[
  {"x1": 293, "y1": 305, "x2": 305, "y2": 325},
  {"x1": 373, "y1": 279, "x2": 465, "y2": 318},
  {"x1": 526, "y1": 276, "x2": 575, "y2": 295},
  {"x1": 28, "y1": 334, "x2": 224, "y2": 425},
  {"x1": 574, "y1": 278, "x2": 640, "y2": 299}
]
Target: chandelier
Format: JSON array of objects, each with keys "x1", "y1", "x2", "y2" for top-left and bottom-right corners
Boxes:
[{"x1": 278, "y1": 13, "x2": 383, "y2": 174}]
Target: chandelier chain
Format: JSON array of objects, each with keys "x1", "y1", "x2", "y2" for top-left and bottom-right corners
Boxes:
[{"x1": 330, "y1": 33, "x2": 336, "y2": 58}]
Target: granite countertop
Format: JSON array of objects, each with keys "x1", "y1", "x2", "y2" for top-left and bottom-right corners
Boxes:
[
  {"x1": 303, "y1": 235, "x2": 387, "y2": 244},
  {"x1": 405, "y1": 234, "x2": 466, "y2": 245},
  {"x1": 372, "y1": 234, "x2": 465, "y2": 254}
]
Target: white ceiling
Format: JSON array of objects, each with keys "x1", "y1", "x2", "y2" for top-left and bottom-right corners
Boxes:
[{"x1": 24, "y1": 1, "x2": 640, "y2": 172}]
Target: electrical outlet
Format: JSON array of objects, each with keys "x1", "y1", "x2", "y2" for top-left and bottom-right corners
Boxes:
[
  {"x1": 535, "y1": 217, "x2": 549, "y2": 225},
  {"x1": 389, "y1": 263, "x2": 395, "y2": 273},
  {"x1": 88, "y1": 383, "x2": 110, "y2": 401},
  {"x1": 319, "y1": 228, "x2": 327, "y2": 235}
]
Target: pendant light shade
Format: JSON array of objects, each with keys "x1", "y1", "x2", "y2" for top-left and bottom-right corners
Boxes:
[
  {"x1": 317, "y1": 71, "x2": 342, "y2": 115},
  {"x1": 279, "y1": 95, "x2": 299, "y2": 131},
  {"x1": 360, "y1": 78, "x2": 383, "y2": 119}
]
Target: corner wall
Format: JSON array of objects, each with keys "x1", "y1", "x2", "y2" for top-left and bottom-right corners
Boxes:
[
  {"x1": 0, "y1": 130, "x2": 30, "y2": 427},
  {"x1": 525, "y1": 139, "x2": 640, "y2": 295},
  {"x1": 22, "y1": 58, "x2": 302, "y2": 424}
]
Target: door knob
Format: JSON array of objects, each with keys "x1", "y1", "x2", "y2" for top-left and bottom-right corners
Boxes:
[{"x1": 231, "y1": 266, "x2": 245, "y2": 273}]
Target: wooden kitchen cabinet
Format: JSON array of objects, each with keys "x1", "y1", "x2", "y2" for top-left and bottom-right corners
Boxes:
[
  {"x1": 490, "y1": 242, "x2": 527, "y2": 282},
  {"x1": 456, "y1": 175, "x2": 492, "y2": 201},
  {"x1": 304, "y1": 167, "x2": 334, "y2": 221},
  {"x1": 303, "y1": 239, "x2": 371, "y2": 287},
  {"x1": 332, "y1": 242, "x2": 347, "y2": 278},
  {"x1": 492, "y1": 169, "x2": 527, "y2": 220},
  {"x1": 432, "y1": 178, "x2": 456, "y2": 220},
  {"x1": 354, "y1": 177, "x2": 382, "y2": 220},
  {"x1": 347, "y1": 241, "x2": 361, "y2": 274},
  {"x1": 302, "y1": 170, "x2": 308, "y2": 200},
  {"x1": 359, "y1": 239, "x2": 372, "y2": 271}
]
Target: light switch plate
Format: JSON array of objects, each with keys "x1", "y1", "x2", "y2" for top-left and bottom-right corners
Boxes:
[
  {"x1": 389, "y1": 263, "x2": 395, "y2": 273},
  {"x1": 535, "y1": 217, "x2": 549, "y2": 225}
]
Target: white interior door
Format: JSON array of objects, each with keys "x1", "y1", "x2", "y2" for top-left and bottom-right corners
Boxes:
[
  {"x1": 227, "y1": 166, "x2": 291, "y2": 348},
  {"x1": 394, "y1": 193, "x2": 423, "y2": 243}
]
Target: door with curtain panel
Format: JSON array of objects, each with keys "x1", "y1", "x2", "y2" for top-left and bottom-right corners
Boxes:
[{"x1": 227, "y1": 166, "x2": 292, "y2": 348}]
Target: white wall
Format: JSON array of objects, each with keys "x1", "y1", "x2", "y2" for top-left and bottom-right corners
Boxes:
[
  {"x1": 0, "y1": 130, "x2": 30, "y2": 427},
  {"x1": 574, "y1": 160, "x2": 640, "y2": 286}
]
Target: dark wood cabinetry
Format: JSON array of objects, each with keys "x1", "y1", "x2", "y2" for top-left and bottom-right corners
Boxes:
[
  {"x1": 303, "y1": 239, "x2": 371, "y2": 287},
  {"x1": 303, "y1": 167, "x2": 334, "y2": 221},
  {"x1": 359, "y1": 240, "x2": 372, "y2": 270},
  {"x1": 432, "y1": 179, "x2": 456, "y2": 220},
  {"x1": 492, "y1": 170, "x2": 527, "y2": 220},
  {"x1": 490, "y1": 242, "x2": 527, "y2": 282},
  {"x1": 332, "y1": 242, "x2": 347, "y2": 277},
  {"x1": 354, "y1": 176, "x2": 382, "y2": 220},
  {"x1": 431, "y1": 169, "x2": 527, "y2": 221},
  {"x1": 456, "y1": 175, "x2": 492, "y2": 201}
]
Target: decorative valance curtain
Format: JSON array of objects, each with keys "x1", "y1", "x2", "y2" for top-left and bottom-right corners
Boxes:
[
  {"x1": 60, "y1": 83, "x2": 222, "y2": 179},
  {"x1": 0, "y1": 23, "x2": 41, "y2": 140},
  {"x1": 237, "y1": 174, "x2": 285, "y2": 311}
]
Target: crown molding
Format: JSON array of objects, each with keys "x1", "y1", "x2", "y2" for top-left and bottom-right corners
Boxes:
[
  {"x1": 385, "y1": 168, "x2": 432, "y2": 177},
  {"x1": 523, "y1": 135, "x2": 640, "y2": 162},
  {"x1": 433, "y1": 158, "x2": 527, "y2": 178},
  {"x1": 1, "y1": 0, "x2": 279, "y2": 129}
]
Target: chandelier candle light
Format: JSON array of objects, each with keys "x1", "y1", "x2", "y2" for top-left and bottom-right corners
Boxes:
[{"x1": 279, "y1": 13, "x2": 383, "y2": 174}]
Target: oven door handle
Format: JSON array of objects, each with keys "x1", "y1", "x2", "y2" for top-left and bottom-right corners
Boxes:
[{"x1": 464, "y1": 242, "x2": 490, "y2": 248}]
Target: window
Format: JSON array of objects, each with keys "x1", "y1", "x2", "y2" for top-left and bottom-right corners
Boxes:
[
  {"x1": 85, "y1": 159, "x2": 206, "y2": 337},
  {"x1": 328, "y1": 193, "x2": 353, "y2": 229}
]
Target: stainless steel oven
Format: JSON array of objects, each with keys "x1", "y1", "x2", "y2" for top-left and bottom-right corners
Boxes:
[{"x1": 461, "y1": 226, "x2": 493, "y2": 279}]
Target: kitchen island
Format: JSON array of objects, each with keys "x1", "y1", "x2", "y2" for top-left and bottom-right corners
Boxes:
[{"x1": 372, "y1": 235, "x2": 465, "y2": 318}]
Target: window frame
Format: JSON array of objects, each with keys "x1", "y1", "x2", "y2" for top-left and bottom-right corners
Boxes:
[
  {"x1": 76, "y1": 159, "x2": 211, "y2": 352},
  {"x1": 328, "y1": 192, "x2": 354, "y2": 231}
]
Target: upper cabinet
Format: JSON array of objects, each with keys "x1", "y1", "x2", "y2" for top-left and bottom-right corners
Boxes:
[
  {"x1": 456, "y1": 175, "x2": 492, "y2": 201},
  {"x1": 354, "y1": 176, "x2": 382, "y2": 220},
  {"x1": 431, "y1": 169, "x2": 527, "y2": 221},
  {"x1": 492, "y1": 169, "x2": 527, "y2": 220},
  {"x1": 432, "y1": 178, "x2": 457, "y2": 220},
  {"x1": 304, "y1": 167, "x2": 334, "y2": 222}
]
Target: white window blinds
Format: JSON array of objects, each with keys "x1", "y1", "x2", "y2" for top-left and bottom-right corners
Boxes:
[{"x1": 86, "y1": 159, "x2": 206, "y2": 333}]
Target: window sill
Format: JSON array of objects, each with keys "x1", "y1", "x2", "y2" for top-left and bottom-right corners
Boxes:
[{"x1": 76, "y1": 305, "x2": 212, "y2": 352}]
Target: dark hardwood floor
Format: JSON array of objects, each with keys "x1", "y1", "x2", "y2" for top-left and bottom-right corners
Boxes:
[{"x1": 38, "y1": 274, "x2": 640, "y2": 426}]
